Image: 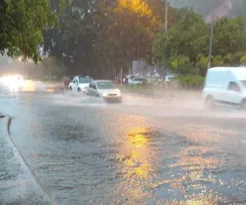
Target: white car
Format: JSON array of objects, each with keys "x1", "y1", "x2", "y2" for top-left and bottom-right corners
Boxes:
[
  {"x1": 69, "y1": 75, "x2": 93, "y2": 93},
  {"x1": 131, "y1": 77, "x2": 145, "y2": 85},
  {"x1": 127, "y1": 75, "x2": 137, "y2": 84},
  {"x1": 87, "y1": 80, "x2": 122, "y2": 102},
  {"x1": 203, "y1": 67, "x2": 246, "y2": 109}
]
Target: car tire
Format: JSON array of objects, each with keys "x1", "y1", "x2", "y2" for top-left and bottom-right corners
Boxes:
[
  {"x1": 205, "y1": 95, "x2": 214, "y2": 110},
  {"x1": 78, "y1": 88, "x2": 81, "y2": 92}
]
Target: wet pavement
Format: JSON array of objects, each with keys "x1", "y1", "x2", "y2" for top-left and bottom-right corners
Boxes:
[{"x1": 1, "y1": 82, "x2": 246, "y2": 205}]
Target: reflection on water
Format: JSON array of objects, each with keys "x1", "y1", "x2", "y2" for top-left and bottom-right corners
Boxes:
[
  {"x1": 124, "y1": 128, "x2": 153, "y2": 179},
  {"x1": 114, "y1": 123, "x2": 246, "y2": 204},
  {"x1": 114, "y1": 127, "x2": 158, "y2": 203}
]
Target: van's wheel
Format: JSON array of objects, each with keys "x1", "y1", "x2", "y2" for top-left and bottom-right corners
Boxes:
[
  {"x1": 205, "y1": 95, "x2": 214, "y2": 109},
  {"x1": 240, "y1": 99, "x2": 246, "y2": 110}
]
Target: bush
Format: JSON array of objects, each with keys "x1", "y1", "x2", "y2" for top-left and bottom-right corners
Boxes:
[{"x1": 177, "y1": 75, "x2": 204, "y2": 89}]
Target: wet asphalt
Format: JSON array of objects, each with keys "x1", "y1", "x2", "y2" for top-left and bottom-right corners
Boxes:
[{"x1": 1, "y1": 83, "x2": 246, "y2": 205}]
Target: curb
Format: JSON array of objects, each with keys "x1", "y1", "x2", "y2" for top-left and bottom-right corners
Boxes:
[{"x1": 1, "y1": 117, "x2": 57, "y2": 205}]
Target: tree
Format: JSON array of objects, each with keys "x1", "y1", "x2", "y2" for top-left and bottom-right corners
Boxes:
[
  {"x1": 42, "y1": 56, "x2": 65, "y2": 79},
  {"x1": 240, "y1": 55, "x2": 246, "y2": 65},
  {"x1": 196, "y1": 54, "x2": 208, "y2": 76},
  {"x1": 95, "y1": 0, "x2": 162, "y2": 76},
  {"x1": 212, "y1": 55, "x2": 224, "y2": 67},
  {"x1": 44, "y1": 0, "x2": 100, "y2": 76},
  {"x1": 213, "y1": 17, "x2": 246, "y2": 57},
  {"x1": 170, "y1": 55, "x2": 192, "y2": 75},
  {"x1": 0, "y1": 0, "x2": 60, "y2": 62},
  {"x1": 153, "y1": 8, "x2": 208, "y2": 72}
]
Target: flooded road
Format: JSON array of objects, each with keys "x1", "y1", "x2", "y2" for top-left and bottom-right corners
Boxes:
[{"x1": 1, "y1": 83, "x2": 246, "y2": 204}]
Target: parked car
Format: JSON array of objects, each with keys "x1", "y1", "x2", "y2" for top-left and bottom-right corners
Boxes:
[
  {"x1": 87, "y1": 80, "x2": 122, "y2": 102},
  {"x1": 127, "y1": 75, "x2": 138, "y2": 84},
  {"x1": 203, "y1": 67, "x2": 246, "y2": 109},
  {"x1": 165, "y1": 74, "x2": 175, "y2": 82},
  {"x1": 69, "y1": 75, "x2": 93, "y2": 93},
  {"x1": 64, "y1": 76, "x2": 74, "y2": 89},
  {"x1": 131, "y1": 77, "x2": 146, "y2": 85}
]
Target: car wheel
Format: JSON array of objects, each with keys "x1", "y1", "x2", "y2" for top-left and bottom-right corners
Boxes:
[
  {"x1": 240, "y1": 98, "x2": 246, "y2": 110},
  {"x1": 205, "y1": 95, "x2": 214, "y2": 110},
  {"x1": 78, "y1": 88, "x2": 81, "y2": 92}
]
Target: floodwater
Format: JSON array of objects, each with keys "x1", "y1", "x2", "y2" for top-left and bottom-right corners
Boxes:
[{"x1": 1, "y1": 82, "x2": 246, "y2": 205}]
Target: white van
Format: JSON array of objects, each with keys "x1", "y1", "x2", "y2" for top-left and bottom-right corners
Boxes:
[{"x1": 203, "y1": 67, "x2": 246, "y2": 109}]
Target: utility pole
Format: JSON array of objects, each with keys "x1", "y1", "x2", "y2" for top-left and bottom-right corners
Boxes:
[
  {"x1": 164, "y1": 0, "x2": 168, "y2": 32},
  {"x1": 208, "y1": 1, "x2": 215, "y2": 69},
  {"x1": 120, "y1": 68, "x2": 123, "y2": 85}
]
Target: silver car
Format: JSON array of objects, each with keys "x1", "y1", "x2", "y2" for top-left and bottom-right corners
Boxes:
[{"x1": 87, "y1": 80, "x2": 122, "y2": 102}]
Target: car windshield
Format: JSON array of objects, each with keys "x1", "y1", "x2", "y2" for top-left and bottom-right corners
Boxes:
[
  {"x1": 97, "y1": 81, "x2": 115, "y2": 89},
  {"x1": 134, "y1": 78, "x2": 144, "y2": 81},
  {"x1": 79, "y1": 77, "x2": 92, "y2": 83}
]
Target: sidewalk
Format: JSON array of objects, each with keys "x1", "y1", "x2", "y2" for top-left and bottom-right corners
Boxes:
[{"x1": 0, "y1": 119, "x2": 54, "y2": 205}]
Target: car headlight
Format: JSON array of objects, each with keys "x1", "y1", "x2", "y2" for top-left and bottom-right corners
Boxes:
[
  {"x1": 115, "y1": 89, "x2": 121, "y2": 96},
  {"x1": 103, "y1": 92, "x2": 107, "y2": 97}
]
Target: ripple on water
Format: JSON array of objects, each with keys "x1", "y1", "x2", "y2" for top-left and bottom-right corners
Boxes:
[{"x1": 18, "y1": 109, "x2": 246, "y2": 205}]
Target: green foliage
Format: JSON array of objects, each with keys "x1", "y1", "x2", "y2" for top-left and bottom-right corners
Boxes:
[
  {"x1": 0, "y1": 0, "x2": 59, "y2": 62},
  {"x1": 170, "y1": 55, "x2": 193, "y2": 75},
  {"x1": 213, "y1": 17, "x2": 246, "y2": 56},
  {"x1": 153, "y1": 9, "x2": 209, "y2": 71},
  {"x1": 42, "y1": 56, "x2": 65, "y2": 78},
  {"x1": 153, "y1": 8, "x2": 246, "y2": 76},
  {"x1": 212, "y1": 55, "x2": 224, "y2": 67},
  {"x1": 240, "y1": 55, "x2": 246, "y2": 65},
  {"x1": 44, "y1": 0, "x2": 163, "y2": 77},
  {"x1": 223, "y1": 53, "x2": 233, "y2": 65},
  {"x1": 196, "y1": 54, "x2": 208, "y2": 76},
  {"x1": 177, "y1": 75, "x2": 204, "y2": 89}
]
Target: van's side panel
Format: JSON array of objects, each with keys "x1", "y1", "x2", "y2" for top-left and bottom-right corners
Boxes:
[{"x1": 203, "y1": 68, "x2": 229, "y2": 101}]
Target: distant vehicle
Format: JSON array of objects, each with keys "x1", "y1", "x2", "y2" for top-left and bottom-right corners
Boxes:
[
  {"x1": 203, "y1": 67, "x2": 246, "y2": 109},
  {"x1": 64, "y1": 76, "x2": 74, "y2": 89},
  {"x1": 1, "y1": 75, "x2": 24, "y2": 92},
  {"x1": 69, "y1": 75, "x2": 93, "y2": 93},
  {"x1": 131, "y1": 77, "x2": 145, "y2": 85},
  {"x1": 87, "y1": 80, "x2": 122, "y2": 102},
  {"x1": 165, "y1": 74, "x2": 175, "y2": 82},
  {"x1": 127, "y1": 75, "x2": 138, "y2": 84}
]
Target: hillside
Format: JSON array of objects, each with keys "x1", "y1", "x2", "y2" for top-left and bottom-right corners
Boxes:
[{"x1": 170, "y1": 0, "x2": 246, "y2": 22}]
